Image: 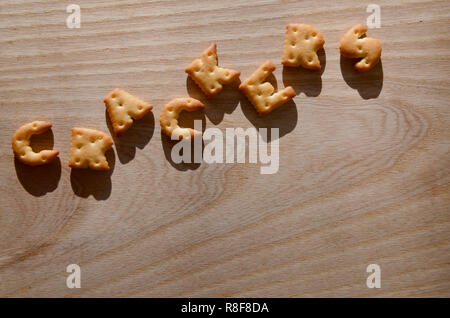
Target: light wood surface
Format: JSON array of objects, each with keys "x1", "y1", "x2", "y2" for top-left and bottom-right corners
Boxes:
[{"x1": 0, "y1": 0, "x2": 449, "y2": 297}]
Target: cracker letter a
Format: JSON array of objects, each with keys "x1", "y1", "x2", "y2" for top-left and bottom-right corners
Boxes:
[{"x1": 104, "y1": 88, "x2": 153, "y2": 136}]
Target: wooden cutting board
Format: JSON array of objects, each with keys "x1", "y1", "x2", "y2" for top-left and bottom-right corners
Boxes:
[{"x1": 0, "y1": 0, "x2": 449, "y2": 297}]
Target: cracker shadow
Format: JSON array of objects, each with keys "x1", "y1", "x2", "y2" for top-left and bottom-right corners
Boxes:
[
  {"x1": 161, "y1": 133, "x2": 205, "y2": 171},
  {"x1": 186, "y1": 76, "x2": 240, "y2": 125},
  {"x1": 70, "y1": 148, "x2": 115, "y2": 200},
  {"x1": 340, "y1": 56, "x2": 383, "y2": 99},
  {"x1": 14, "y1": 157, "x2": 61, "y2": 197},
  {"x1": 282, "y1": 48, "x2": 326, "y2": 97},
  {"x1": 161, "y1": 109, "x2": 206, "y2": 171},
  {"x1": 106, "y1": 110, "x2": 155, "y2": 164},
  {"x1": 239, "y1": 92, "x2": 298, "y2": 141}
]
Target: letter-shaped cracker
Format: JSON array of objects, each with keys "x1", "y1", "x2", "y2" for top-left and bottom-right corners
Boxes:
[
  {"x1": 159, "y1": 98, "x2": 204, "y2": 140},
  {"x1": 239, "y1": 60, "x2": 296, "y2": 116},
  {"x1": 12, "y1": 121, "x2": 59, "y2": 166},
  {"x1": 69, "y1": 127, "x2": 113, "y2": 171},
  {"x1": 339, "y1": 23, "x2": 382, "y2": 71},
  {"x1": 185, "y1": 43, "x2": 240, "y2": 98},
  {"x1": 282, "y1": 23, "x2": 325, "y2": 70},
  {"x1": 104, "y1": 88, "x2": 153, "y2": 136}
]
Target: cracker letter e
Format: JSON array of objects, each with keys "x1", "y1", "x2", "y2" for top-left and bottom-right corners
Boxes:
[{"x1": 239, "y1": 60, "x2": 296, "y2": 116}]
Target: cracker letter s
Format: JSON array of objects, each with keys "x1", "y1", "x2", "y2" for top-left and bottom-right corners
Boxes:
[{"x1": 339, "y1": 23, "x2": 382, "y2": 71}]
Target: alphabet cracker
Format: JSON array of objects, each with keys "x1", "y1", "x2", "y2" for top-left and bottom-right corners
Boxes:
[
  {"x1": 282, "y1": 23, "x2": 325, "y2": 70},
  {"x1": 68, "y1": 127, "x2": 113, "y2": 171},
  {"x1": 159, "y1": 98, "x2": 204, "y2": 140},
  {"x1": 185, "y1": 43, "x2": 240, "y2": 98},
  {"x1": 239, "y1": 60, "x2": 296, "y2": 116},
  {"x1": 12, "y1": 121, "x2": 59, "y2": 166},
  {"x1": 339, "y1": 23, "x2": 382, "y2": 71},
  {"x1": 104, "y1": 88, "x2": 153, "y2": 136}
]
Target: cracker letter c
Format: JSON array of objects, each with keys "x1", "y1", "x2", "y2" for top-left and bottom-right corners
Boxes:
[
  {"x1": 12, "y1": 121, "x2": 59, "y2": 166},
  {"x1": 159, "y1": 98, "x2": 204, "y2": 140}
]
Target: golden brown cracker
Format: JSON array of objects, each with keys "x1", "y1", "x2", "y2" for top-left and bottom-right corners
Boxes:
[
  {"x1": 339, "y1": 23, "x2": 382, "y2": 71},
  {"x1": 186, "y1": 43, "x2": 240, "y2": 98},
  {"x1": 282, "y1": 23, "x2": 325, "y2": 70},
  {"x1": 12, "y1": 121, "x2": 59, "y2": 166},
  {"x1": 69, "y1": 127, "x2": 113, "y2": 171},
  {"x1": 104, "y1": 88, "x2": 153, "y2": 136},
  {"x1": 159, "y1": 98, "x2": 204, "y2": 140},
  {"x1": 239, "y1": 60, "x2": 296, "y2": 116}
]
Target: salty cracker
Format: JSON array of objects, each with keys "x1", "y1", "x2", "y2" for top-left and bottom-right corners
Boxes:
[
  {"x1": 339, "y1": 23, "x2": 382, "y2": 72},
  {"x1": 239, "y1": 60, "x2": 296, "y2": 116},
  {"x1": 104, "y1": 88, "x2": 153, "y2": 136},
  {"x1": 160, "y1": 98, "x2": 204, "y2": 140},
  {"x1": 185, "y1": 43, "x2": 240, "y2": 98},
  {"x1": 12, "y1": 121, "x2": 59, "y2": 166},
  {"x1": 69, "y1": 127, "x2": 113, "y2": 171},
  {"x1": 282, "y1": 23, "x2": 325, "y2": 70}
]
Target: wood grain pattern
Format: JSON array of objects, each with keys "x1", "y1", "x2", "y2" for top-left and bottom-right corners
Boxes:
[{"x1": 0, "y1": 0, "x2": 449, "y2": 297}]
